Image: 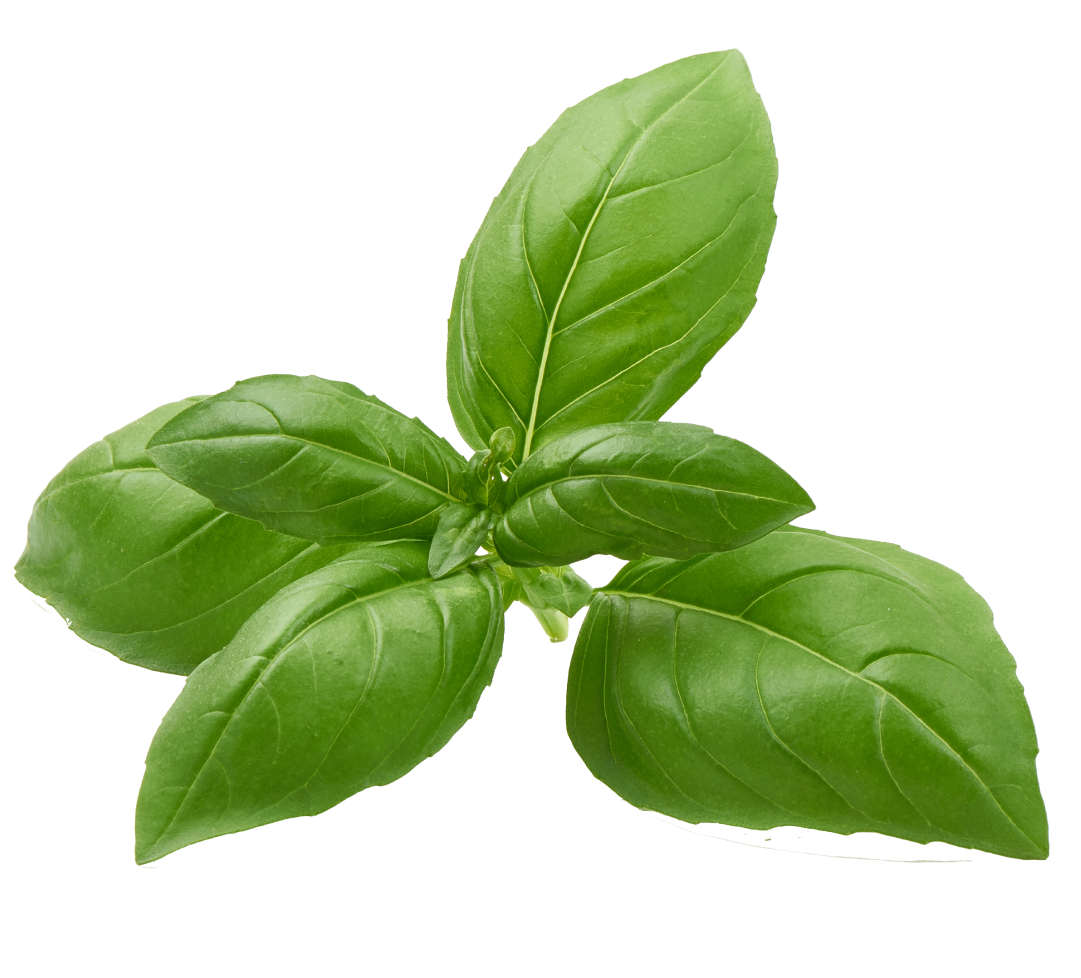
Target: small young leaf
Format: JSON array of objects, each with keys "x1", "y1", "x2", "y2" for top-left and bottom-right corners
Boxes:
[
  {"x1": 512, "y1": 565, "x2": 593, "y2": 617},
  {"x1": 448, "y1": 50, "x2": 777, "y2": 464},
  {"x1": 15, "y1": 398, "x2": 354, "y2": 675},
  {"x1": 428, "y1": 503, "x2": 495, "y2": 578},
  {"x1": 464, "y1": 449, "x2": 506, "y2": 510},
  {"x1": 494, "y1": 422, "x2": 812, "y2": 566},
  {"x1": 488, "y1": 426, "x2": 516, "y2": 464},
  {"x1": 567, "y1": 526, "x2": 1048, "y2": 860},
  {"x1": 135, "y1": 541, "x2": 504, "y2": 863},
  {"x1": 147, "y1": 374, "x2": 468, "y2": 545}
]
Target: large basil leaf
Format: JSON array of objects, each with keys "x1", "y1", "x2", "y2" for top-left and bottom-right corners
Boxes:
[
  {"x1": 567, "y1": 526, "x2": 1048, "y2": 859},
  {"x1": 448, "y1": 50, "x2": 777, "y2": 466},
  {"x1": 147, "y1": 374, "x2": 469, "y2": 544},
  {"x1": 135, "y1": 541, "x2": 504, "y2": 863},
  {"x1": 494, "y1": 422, "x2": 812, "y2": 566},
  {"x1": 15, "y1": 399, "x2": 354, "y2": 675}
]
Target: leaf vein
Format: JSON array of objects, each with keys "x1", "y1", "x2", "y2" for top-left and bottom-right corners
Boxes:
[
  {"x1": 534, "y1": 240, "x2": 760, "y2": 436},
  {"x1": 614, "y1": 589, "x2": 1039, "y2": 849}
]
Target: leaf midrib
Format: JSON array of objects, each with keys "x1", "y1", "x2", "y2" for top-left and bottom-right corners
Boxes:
[
  {"x1": 157, "y1": 431, "x2": 462, "y2": 503},
  {"x1": 509, "y1": 471, "x2": 801, "y2": 507},
  {"x1": 521, "y1": 158, "x2": 628, "y2": 460},
  {"x1": 530, "y1": 196, "x2": 764, "y2": 445},
  {"x1": 520, "y1": 57, "x2": 728, "y2": 461},
  {"x1": 603, "y1": 589, "x2": 1040, "y2": 852}
]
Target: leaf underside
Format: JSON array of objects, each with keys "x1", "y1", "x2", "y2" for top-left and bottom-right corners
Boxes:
[{"x1": 567, "y1": 526, "x2": 1048, "y2": 859}]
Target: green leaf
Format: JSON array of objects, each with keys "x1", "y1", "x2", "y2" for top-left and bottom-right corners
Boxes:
[
  {"x1": 15, "y1": 399, "x2": 355, "y2": 675},
  {"x1": 488, "y1": 426, "x2": 516, "y2": 464},
  {"x1": 512, "y1": 565, "x2": 593, "y2": 617},
  {"x1": 428, "y1": 503, "x2": 495, "y2": 578},
  {"x1": 135, "y1": 541, "x2": 504, "y2": 863},
  {"x1": 146, "y1": 374, "x2": 468, "y2": 545},
  {"x1": 494, "y1": 422, "x2": 812, "y2": 566},
  {"x1": 464, "y1": 450, "x2": 506, "y2": 511},
  {"x1": 462, "y1": 428, "x2": 516, "y2": 510},
  {"x1": 448, "y1": 50, "x2": 777, "y2": 466},
  {"x1": 567, "y1": 526, "x2": 1048, "y2": 860}
]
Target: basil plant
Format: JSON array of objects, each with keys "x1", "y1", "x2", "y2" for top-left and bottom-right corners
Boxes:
[{"x1": 16, "y1": 51, "x2": 1048, "y2": 863}]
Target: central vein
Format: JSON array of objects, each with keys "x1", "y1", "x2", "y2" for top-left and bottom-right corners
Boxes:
[{"x1": 521, "y1": 155, "x2": 629, "y2": 460}]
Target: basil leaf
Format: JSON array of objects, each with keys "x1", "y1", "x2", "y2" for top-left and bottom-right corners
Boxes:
[
  {"x1": 487, "y1": 426, "x2": 516, "y2": 464},
  {"x1": 567, "y1": 526, "x2": 1048, "y2": 859},
  {"x1": 135, "y1": 541, "x2": 504, "y2": 863},
  {"x1": 15, "y1": 399, "x2": 354, "y2": 675},
  {"x1": 494, "y1": 422, "x2": 812, "y2": 566},
  {"x1": 448, "y1": 50, "x2": 777, "y2": 465},
  {"x1": 512, "y1": 565, "x2": 593, "y2": 617},
  {"x1": 146, "y1": 374, "x2": 468, "y2": 544},
  {"x1": 428, "y1": 503, "x2": 495, "y2": 578}
]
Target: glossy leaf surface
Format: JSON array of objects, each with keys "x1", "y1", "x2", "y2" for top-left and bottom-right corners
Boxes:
[
  {"x1": 494, "y1": 422, "x2": 812, "y2": 566},
  {"x1": 15, "y1": 399, "x2": 353, "y2": 675},
  {"x1": 448, "y1": 50, "x2": 777, "y2": 465},
  {"x1": 147, "y1": 375, "x2": 468, "y2": 545},
  {"x1": 136, "y1": 542, "x2": 504, "y2": 863},
  {"x1": 567, "y1": 527, "x2": 1048, "y2": 859},
  {"x1": 428, "y1": 503, "x2": 495, "y2": 578},
  {"x1": 464, "y1": 449, "x2": 507, "y2": 511}
]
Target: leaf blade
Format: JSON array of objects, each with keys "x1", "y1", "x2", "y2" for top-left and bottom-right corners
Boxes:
[
  {"x1": 494, "y1": 421, "x2": 812, "y2": 566},
  {"x1": 14, "y1": 398, "x2": 357, "y2": 675},
  {"x1": 146, "y1": 374, "x2": 468, "y2": 544},
  {"x1": 567, "y1": 526, "x2": 1048, "y2": 859},
  {"x1": 135, "y1": 541, "x2": 504, "y2": 863},
  {"x1": 428, "y1": 503, "x2": 495, "y2": 578},
  {"x1": 448, "y1": 51, "x2": 777, "y2": 464}
]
